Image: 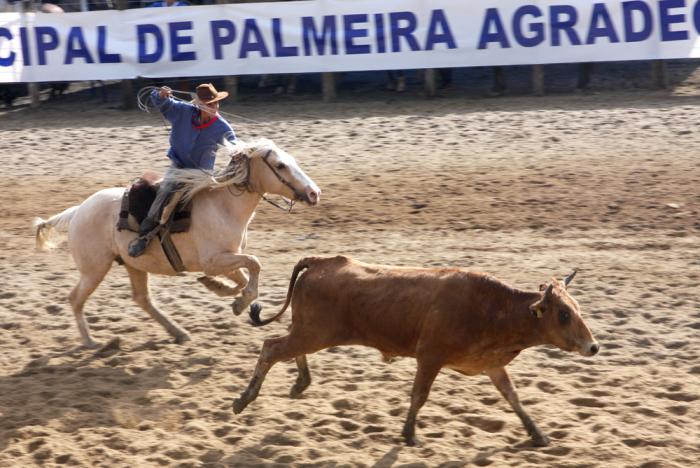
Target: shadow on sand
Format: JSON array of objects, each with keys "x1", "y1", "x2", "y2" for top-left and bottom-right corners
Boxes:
[{"x1": 0, "y1": 339, "x2": 174, "y2": 451}]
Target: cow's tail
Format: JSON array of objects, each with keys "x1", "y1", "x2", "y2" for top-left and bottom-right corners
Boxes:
[
  {"x1": 249, "y1": 257, "x2": 315, "y2": 327},
  {"x1": 33, "y1": 205, "x2": 80, "y2": 251}
]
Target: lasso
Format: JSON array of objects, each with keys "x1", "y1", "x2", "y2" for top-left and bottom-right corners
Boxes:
[{"x1": 136, "y1": 85, "x2": 262, "y2": 124}]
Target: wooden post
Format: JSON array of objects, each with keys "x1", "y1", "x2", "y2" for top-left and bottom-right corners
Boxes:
[
  {"x1": 532, "y1": 65, "x2": 545, "y2": 96},
  {"x1": 223, "y1": 76, "x2": 239, "y2": 101},
  {"x1": 115, "y1": 0, "x2": 134, "y2": 109},
  {"x1": 424, "y1": 69, "x2": 436, "y2": 97},
  {"x1": 577, "y1": 63, "x2": 592, "y2": 90},
  {"x1": 22, "y1": 0, "x2": 40, "y2": 108},
  {"x1": 651, "y1": 60, "x2": 668, "y2": 89},
  {"x1": 491, "y1": 66, "x2": 506, "y2": 96},
  {"x1": 322, "y1": 72, "x2": 336, "y2": 102}
]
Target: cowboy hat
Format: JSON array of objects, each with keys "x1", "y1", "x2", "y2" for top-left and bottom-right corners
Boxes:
[{"x1": 194, "y1": 83, "x2": 229, "y2": 105}]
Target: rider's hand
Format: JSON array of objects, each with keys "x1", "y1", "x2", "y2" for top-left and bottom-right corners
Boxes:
[{"x1": 159, "y1": 86, "x2": 172, "y2": 99}]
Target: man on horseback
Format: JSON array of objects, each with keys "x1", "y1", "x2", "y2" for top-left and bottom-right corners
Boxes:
[{"x1": 128, "y1": 82, "x2": 237, "y2": 257}]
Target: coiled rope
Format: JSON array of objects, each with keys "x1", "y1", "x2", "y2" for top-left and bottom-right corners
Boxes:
[{"x1": 136, "y1": 85, "x2": 262, "y2": 124}]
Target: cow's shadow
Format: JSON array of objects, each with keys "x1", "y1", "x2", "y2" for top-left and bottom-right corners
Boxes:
[
  {"x1": 366, "y1": 442, "x2": 544, "y2": 467},
  {"x1": 0, "y1": 342, "x2": 174, "y2": 451},
  {"x1": 371, "y1": 446, "x2": 402, "y2": 467}
]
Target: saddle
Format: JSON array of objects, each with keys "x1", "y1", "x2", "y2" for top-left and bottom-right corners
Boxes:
[
  {"x1": 116, "y1": 172, "x2": 193, "y2": 272},
  {"x1": 117, "y1": 172, "x2": 192, "y2": 234}
]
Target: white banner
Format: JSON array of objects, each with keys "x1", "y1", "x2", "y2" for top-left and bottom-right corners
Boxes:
[{"x1": 2, "y1": 0, "x2": 700, "y2": 83}]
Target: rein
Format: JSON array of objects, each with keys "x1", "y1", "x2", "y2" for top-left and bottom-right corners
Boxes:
[
  {"x1": 227, "y1": 149, "x2": 304, "y2": 213},
  {"x1": 262, "y1": 194, "x2": 295, "y2": 213}
]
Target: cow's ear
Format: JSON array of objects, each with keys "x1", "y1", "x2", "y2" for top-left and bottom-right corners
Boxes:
[
  {"x1": 529, "y1": 302, "x2": 544, "y2": 318},
  {"x1": 539, "y1": 283, "x2": 547, "y2": 291},
  {"x1": 531, "y1": 283, "x2": 553, "y2": 318}
]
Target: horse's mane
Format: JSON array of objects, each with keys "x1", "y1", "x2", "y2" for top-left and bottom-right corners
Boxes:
[{"x1": 167, "y1": 138, "x2": 278, "y2": 202}]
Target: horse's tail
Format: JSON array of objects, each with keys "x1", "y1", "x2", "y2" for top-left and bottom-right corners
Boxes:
[
  {"x1": 33, "y1": 205, "x2": 80, "y2": 251},
  {"x1": 249, "y1": 257, "x2": 315, "y2": 327}
]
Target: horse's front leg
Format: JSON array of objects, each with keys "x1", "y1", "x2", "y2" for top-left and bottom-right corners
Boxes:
[
  {"x1": 198, "y1": 269, "x2": 250, "y2": 298},
  {"x1": 202, "y1": 253, "x2": 261, "y2": 316}
]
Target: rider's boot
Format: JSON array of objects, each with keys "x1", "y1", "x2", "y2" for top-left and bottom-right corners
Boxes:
[
  {"x1": 128, "y1": 218, "x2": 159, "y2": 257},
  {"x1": 128, "y1": 180, "x2": 182, "y2": 258}
]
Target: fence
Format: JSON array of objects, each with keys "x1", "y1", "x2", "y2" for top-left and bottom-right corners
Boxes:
[{"x1": 0, "y1": 0, "x2": 679, "y2": 107}]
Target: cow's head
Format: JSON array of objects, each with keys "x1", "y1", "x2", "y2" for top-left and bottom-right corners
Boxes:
[{"x1": 529, "y1": 271, "x2": 599, "y2": 357}]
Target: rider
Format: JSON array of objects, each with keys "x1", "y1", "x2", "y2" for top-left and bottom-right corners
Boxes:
[{"x1": 128, "y1": 82, "x2": 237, "y2": 257}]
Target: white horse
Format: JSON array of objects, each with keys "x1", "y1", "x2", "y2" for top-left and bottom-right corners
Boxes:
[{"x1": 34, "y1": 139, "x2": 321, "y2": 348}]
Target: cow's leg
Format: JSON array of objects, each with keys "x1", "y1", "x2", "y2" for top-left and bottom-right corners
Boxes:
[
  {"x1": 233, "y1": 334, "x2": 302, "y2": 413},
  {"x1": 486, "y1": 367, "x2": 550, "y2": 447},
  {"x1": 126, "y1": 266, "x2": 190, "y2": 344},
  {"x1": 69, "y1": 268, "x2": 110, "y2": 349},
  {"x1": 290, "y1": 354, "x2": 311, "y2": 398},
  {"x1": 201, "y1": 253, "x2": 261, "y2": 315},
  {"x1": 401, "y1": 359, "x2": 441, "y2": 446}
]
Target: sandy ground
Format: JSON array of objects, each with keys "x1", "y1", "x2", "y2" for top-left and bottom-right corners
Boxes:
[{"x1": 0, "y1": 78, "x2": 699, "y2": 467}]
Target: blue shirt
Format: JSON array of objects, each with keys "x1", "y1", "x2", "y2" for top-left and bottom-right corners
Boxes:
[{"x1": 150, "y1": 90, "x2": 236, "y2": 170}]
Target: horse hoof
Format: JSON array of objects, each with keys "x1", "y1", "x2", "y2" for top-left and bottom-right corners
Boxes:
[
  {"x1": 174, "y1": 332, "x2": 192, "y2": 344},
  {"x1": 232, "y1": 298, "x2": 247, "y2": 316},
  {"x1": 82, "y1": 340, "x2": 101, "y2": 350}
]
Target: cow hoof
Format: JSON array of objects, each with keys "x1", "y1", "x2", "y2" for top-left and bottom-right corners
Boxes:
[
  {"x1": 232, "y1": 398, "x2": 247, "y2": 414},
  {"x1": 532, "y1": 434, "x2": 550, "y2": 447},
  {"x1": 404, "y1": 437, "x2": 418, "y2": 447},
  {"x1": 289, "y1": 382, "x2": 310, "y2": 399},
  {"x1": 402, "y1": 433, "x2": 418, "y2": 447},
  {"x1": 174, "y1": 332, "x2": 192, "y2": 345}
]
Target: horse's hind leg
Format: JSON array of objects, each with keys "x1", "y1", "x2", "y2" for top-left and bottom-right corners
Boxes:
[
  {"x1": 125, "y1": 266, "x2": 191, "y2": 344},
  {"x1": 69, "y1": 267, "x2": 111, "y2": 349}
]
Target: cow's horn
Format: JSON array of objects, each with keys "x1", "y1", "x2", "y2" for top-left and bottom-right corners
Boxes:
[{"x1": 564, "y1": 270, "x2": 577, "y2": 286}]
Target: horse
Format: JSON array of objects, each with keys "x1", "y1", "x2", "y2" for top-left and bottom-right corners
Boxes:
[{"x1": 34, "y1": 138, "x2": 321, "y2": 348}]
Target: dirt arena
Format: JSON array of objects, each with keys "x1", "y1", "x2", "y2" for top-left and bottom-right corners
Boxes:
[{"x1": 0, "y1": 78, "x2": 699, "y2": 467}]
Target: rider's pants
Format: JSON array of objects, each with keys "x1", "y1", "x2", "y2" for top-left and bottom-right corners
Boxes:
[{"x1": 138, "y1": 165, "x2": 184, "y2": 235}]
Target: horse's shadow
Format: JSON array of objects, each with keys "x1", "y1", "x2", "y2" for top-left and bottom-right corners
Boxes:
[{"x1": 0, "y1": 342, "x2": 174, "y2": 452}]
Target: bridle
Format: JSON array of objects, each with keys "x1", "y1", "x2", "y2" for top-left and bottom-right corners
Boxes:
[{"x1": 228, "y1": 149, "x2": 306, "y2": 213}]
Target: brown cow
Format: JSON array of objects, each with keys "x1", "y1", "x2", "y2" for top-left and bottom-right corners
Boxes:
[{"x1": 233, "y1": 255, "x2": 599, "y2": 447}]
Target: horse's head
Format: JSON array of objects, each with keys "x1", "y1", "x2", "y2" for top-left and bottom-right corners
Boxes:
[{"x1": 241, "y1": 139, "x2": 321, "y2": 206}]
